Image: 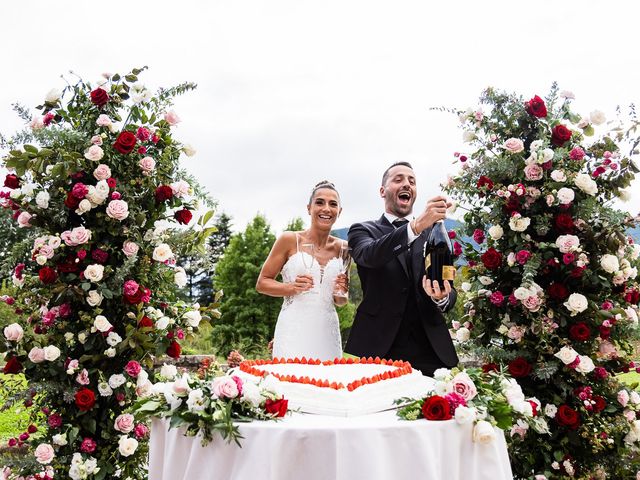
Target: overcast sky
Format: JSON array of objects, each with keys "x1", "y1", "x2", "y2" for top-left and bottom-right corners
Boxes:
[{"x1": 2, "y1": 1, "x2": 640, "y2": 234}]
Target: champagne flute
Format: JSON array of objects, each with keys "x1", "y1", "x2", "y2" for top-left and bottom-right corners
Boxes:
[
  {"x1": 333, "y1": 244, "x2": 351, "y2": 298},
  {"x1": 299, "y1": 243, "x2": 318, "y2": 294}
]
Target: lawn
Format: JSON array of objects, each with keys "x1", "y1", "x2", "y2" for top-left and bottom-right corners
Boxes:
[
  {"x1": 0, "y1": 374, "x2": 31, "y2": 442},
  {"x1": 618, "y1": 371, "x2": 640, "y2": 390}
]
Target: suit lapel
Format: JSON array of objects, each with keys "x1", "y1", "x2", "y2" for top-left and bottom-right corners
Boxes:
[{"x1": 377, "y1": 215, "x2": 410, "y2": 278}]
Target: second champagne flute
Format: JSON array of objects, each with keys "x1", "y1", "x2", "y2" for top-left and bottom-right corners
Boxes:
[
  {"x1": 333, "y1": 244, "x2": 351, "y2": 298},
  {"x1": 299, "y1": 242, "x2": 318, "y2": 294}
]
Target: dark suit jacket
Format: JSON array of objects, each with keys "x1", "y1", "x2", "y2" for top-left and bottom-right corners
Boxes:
[{"x1": 345, "y1": 215, "x2": 458, "y2": 367}]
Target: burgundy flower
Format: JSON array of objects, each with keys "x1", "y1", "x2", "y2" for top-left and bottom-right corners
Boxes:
[
  {"x1": 174, "y1": 209, "x2": 193, "y2": 225},
  {"x1": 91, "y1": 249, "x2": 109, "y2": 264},
  {"x1": 107, "y1": 178, "x2": 117, "y2": 189},
  {"x1": 4, "y1": 174, "x2": 21, "y2": 189},
  {"x1": 124, "y1": 286, "x2": 144, "y2": 305},
  {"x1": 80, "y1": 437, "x2": 97, "y2": 453},
  {"x1": 90, "y1": 88, "x2": 109, "y2": 107},
  {"x1": 138, "y1": 316, "x2": 153, "y2": 329},
  {"x1": 556, "y1": 405, "x2": 580, "y2": 430},
  {"x1": 508, "y1": 357, "x2": 532, "y2": 378},
  {"x1": 504, "y1": 196, "x2": 520, "y2": 214},
  {"x1": 482, "y1": 363, "x2": 499, "y2": 373},
  {"x1": 71, "y1": 182, "x2": 89, "y2": 199},
  {"x1": 515, "y1": 250, "x2": 531, "y2": 265},
  {"x1": 472, "y1": 229, "x2": 485, "y2": 244},
  {"x1": 624, "y1": 288, "x2": 639, "y2": 305},
  {"x1": 592, "y1": 395, "x2": 606, "y2": 413},
  {"x1": 570, "y1": 147, "x2": 586, "y2": 161},
  {"x1": 453, "y1": 241, "x2": 462, "y2": 256},
  {"x1": 489, "y1": 291, "x2": 504, "y2": 306},
  {"x1": 38, "y1": 267, "x2": 57, "y2": 285},
  {"x1": 3, "y1": 356, "x2": 22, "y2": 374},
  {"x1": 264, "y1": 397, "x2": 289, "y2": 417},
  {"x1": 136, "y1": 127, "x2": 151, "y2": 141},
  {"x1": 113, "y1": 131, "x2": 137, "y2": 155},
  {"x1": 477, "y1": 175, "x2": 494, "y2": 191},
  {"x1": 570, "y1": 266, "x2": 585, "y2": 278},
  {"x1": 166, "y1": 340, "x2": 181, "y2": 359},
  {"x1": 74, "y1": 388, "x2": 96, "y2": 411},
  {"x1": 554, "y1": 213, "x2": 574, "y2": 234},
  {"x1": 448, "y1": 231, "x2": 456, "y2": 239},
  {"x1": 155, "y1": 185, "x2": 174, "y2": 203},
  {"x1": 481, "y1": 247, "x2": 502, "y2": 270},
  {"x1": 547, "y1": 282, "x2": 569, "y2": 301},
  {"x1": 43, "y1": 112, "x2": 55, "y2": 126},
  {"x1": 592, "y1": 367, "x2": 609, "y2": 380},
  {"x1": 124, "y1": 360, "x2": 142, "y2": 378},
  {"x1": 47, "y1": 414, "x2": 62, "y2": 429},
  {"x1": 525, "y1": 95, "x2": 548, "y2": 118},
  {"x1": 64, "y1": 192, "x2": 81, "y2": 210},
  {"x1": 592, "y1": 166, "x2": 606, "y2": 178},
  {"x1": 569, "y1": 322, "x2": 591, "y2": 342},
  {"x1": 551, "y1": 124, "x2": 572, "y2": 147}
]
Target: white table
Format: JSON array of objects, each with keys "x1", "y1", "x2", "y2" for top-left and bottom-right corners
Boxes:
[{"x1": 149, "y1": 411, "x2": 513, "y2": 480}]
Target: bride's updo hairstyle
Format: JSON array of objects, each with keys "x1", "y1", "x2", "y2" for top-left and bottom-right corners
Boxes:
[{"x1": 308, "y1": 180, "x2": 340, "y2": 205}]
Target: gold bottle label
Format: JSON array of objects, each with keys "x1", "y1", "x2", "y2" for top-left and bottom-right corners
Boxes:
[
  {"x1": 424, "y1": 255, "x2": 431, "y2": 270},
  {"x1": 442, "y1": 265, "x2": 456, "y2": 281}
]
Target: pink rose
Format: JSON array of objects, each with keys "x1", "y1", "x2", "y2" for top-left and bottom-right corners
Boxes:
[
  {"x1": 114, "y1": 413, "x2": 135, "y2": 433},
  {"x1": 164, "y1": 110, "x2": 181, "y2": 126},
  {"x1": 72, "y1": 183, "x2": 89, "y2": 199},
  {"x1": 524, "y1": 163, "x2": 543, "y2": 181},
  {"x1": 212, "y1": 376, "x2": 240, "y2": 399},
  {"x1": 122, "y1": 241, "x2": 139, "y2": 257},
  {"x1": 618, "y1": 390, "x2": 630, "y2": 407},
  {"x1": 17, "y1": 212, "x2": 33, "y2": 228},
  {"x1": 522, "y1": 295, "x2": 541, "y2": 312},
  {"x1": 34, "y1": 443, "x2": 55, "y2": 464},
  {"x1": 516, "y1": 250, "x2": 531, "y2": 265},
  {"x1": 90, "y1": 135, "x2": 103, "y2": 146},
  {"x1": 125, "y1": 360, "x2": 142, "y2": 378},
  {"x1": 96, "y1": 114, "x2": 112, "y2": 127},
  {"x1": 490, "y1": 291, "x2": 504, "y2": 306},
  {"x1": 106, "y1": 199, "x2": 129, "y2": 221},
  {"x1": 170, "y1": 180, "x2": 190, "y2": 198},
  {"x1": 76, "y1": 369, "x2": 90, "y2": 385},
  {"x1": 93, "y1": 164, "x2": 112, "y2": 181},
  {"x1": 39, "y1": 245, "x2": 54, "y2": 259},
  {"x1": 123, "y1": 280, "x2": 139, "y2": 296},
  {"x1": 80, "y1": 437, "x2": 96, "y2": 453},
  {"x1": 451, "y1": 372, "x2": 477, "y2": 401},
  {"x1": 133, "y1": 423, "x2": 149, "y2": 439},
  {"x1": 61, "y1": 226, "x2": 92, "y2": 247},
  {"x1": 4, "y1": 323, "x2": 24, "y2": 342},
  {"x1": 624, "y1": 409, "x2": 636, "y2": 422},
  {"x1": 138, "y1": 157, "x2": 156, "y2": 175},
  {"x1": 503, "y1": 138, "x2": 525, "y2": 153},
  {"x1": 84, "y1": 145, "x2": 104, "y2": 162},
  {"x1": 28, "y1": 347, "x2": 46, "y2": 364}
]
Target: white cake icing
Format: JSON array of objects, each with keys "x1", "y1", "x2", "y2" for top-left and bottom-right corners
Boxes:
[{"x1": 237, "y1": 360, "x2": 435, "y2": 417}]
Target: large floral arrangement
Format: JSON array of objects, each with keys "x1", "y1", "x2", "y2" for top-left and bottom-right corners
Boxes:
[
  {"x1": 134, "y1": 361, "x2": 288, "y2": 446},
  {"x1": 444, "y1": 86, "x2": 640, "y2": 478},
  {"x1": 0, "y1": 68, "x2": 217, "y2": 480},
  {"x1": 396, "y1": 367, "x2": 541, "y2": 445}
]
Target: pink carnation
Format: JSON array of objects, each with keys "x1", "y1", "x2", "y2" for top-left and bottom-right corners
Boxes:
[
  {"x1": 133, "y1": 423, "x2": 149, "y2": 439},
  {"x1": 516, "y1": 250, "x2": 531, "y2": 265},
  {"x1": 80, "y1": 437, "x2": 96, "y2": 453},
  {"x1": 124, "y1": 360, "x2": 142, "y2": 378},
  {"x1": 123, "y1": 280, "x2": 139, "y2": 296},
  {"x1": 569, "y1": 147, "x2": 585, "y2": 161},
  {"x1": 490, "y1": 291, "x2": 504, "y2": 306}
]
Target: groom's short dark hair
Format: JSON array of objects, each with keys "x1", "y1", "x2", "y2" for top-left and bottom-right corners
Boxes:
[{"x1": 381, "y1": 162, "x2": 413, "y2": 186}]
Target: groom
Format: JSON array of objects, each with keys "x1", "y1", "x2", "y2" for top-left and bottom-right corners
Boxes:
[{"x1": 345, "y1": 162, "x2": 458, "y2": 376}]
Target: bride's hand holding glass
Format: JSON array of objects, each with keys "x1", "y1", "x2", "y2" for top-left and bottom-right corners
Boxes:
[{"x1": 290, "y1": 273, "x2": 314, "y2": 295}]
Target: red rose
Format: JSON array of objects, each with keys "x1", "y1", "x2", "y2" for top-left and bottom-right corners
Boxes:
[
  {"x1": 551, "y1": 124, "x2": 572, "y2": 147},
  {"x1": 264, "y1": 397, "x2": 289, "y2": 417},
  {"x1": 166, "y1": 340, "x2": 181, "y2": 358},
  {"x1": 625, "y1": 288, "x2": 640, "y2": 305},
  {"x1": 508, "y1": 357, "x2": 532, "y2": 378},
  {"x1": 124, "y1": 286, "x2": 144, "y2": 305},
  {"x1": 113, "y1": 131, "x2": 137, "y2": 154},
  {"x1": 554, "y1": 213, "x2": 574, "y2": 233},
  {"x1": 91, "y1": 249, "x2": 109, "y2": 264},
  {"x1": 569, "y1": 322, "x2": 591, "y2": 342},
  {"x1": 525, "y1": 95, "x2": 548, "y2": 118},
  {"x1": 107, "y1": 178, "x2": 117, "y2": 189},
  {"x1": 421, "y1": 395, "x2": 452, "y2": 420},
  {"x1": 74, "y1": 388, "x2": 96, "y2": 411},
  {"x1": 138, "y1": 316, "x2": 154, "y2": 329},
  {"x1": 38, "y1": 267, "x2": 58, "y2": 285},
  {"x1": 482, "y1": 363, "x2": 499, "y2": 373},
  {"x1": 174, "y1": 209, "x2": 193, "y2": 225},
  {"x1": 64, "y1": 192, "x2": 81, "y2": 210},
  {"x1": 570, "y1": 266, "x2": 585, "y2": 279},
  {"x1": 155, "y1": 185, "x2": 174, "y2": 203},
  {"x1": 481, "y1": 247, "x2": 502, "y2": 270},
  {"x1": 90, "y1": 88, "x2": 109, "y2": 107},
  {"x1": 556, "y1": 405, "x2": 580, "y2": 429},
  {"x1": 3, "y1": 356, "x2": 23, "y2": 374},
  {"x1": 504, "y1": 196, "x2": 521, "y2": 214},
  {"x1": 4, "y1": 174, "x2": 21, "y2": 189},
  {"x1": 547, "y1": 282, "x2": 569, "y2": 301},
  {"x1": 477, "y1": 175, "x2": 494, "y2": 191}
]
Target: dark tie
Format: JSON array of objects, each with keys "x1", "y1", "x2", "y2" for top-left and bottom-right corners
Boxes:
[{"x1": 392, "y1": 218, "x2": 409, "y2": 228}]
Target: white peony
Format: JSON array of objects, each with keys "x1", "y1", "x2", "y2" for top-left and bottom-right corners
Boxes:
[
  {"x1": 160, "y1": 363, "x2": 178, "y2": 380},
  {"x1": 600, "y1": 254, "x2": 620, "y2": 274},
  {"x1": 590, "y1": 110, "x2": 606, "y2": 126},
  {"x1": 455, "y1": 327, "x2": 470, "y2": 343},
  {"x1": 574, "y1": 173, "x2": 598, "y2": 196},
  {"x1": 488, "y1": 225, "x2": 503, "y2": 240},
  {"x1": 155, "y1": 316, "x2": 171, "y2": 330},
  {"x1": 564, "y1": 293, "x2": 588, "y2": 316},
  {"x1": 556, "y1": 187, "x2": 574, "y2": 205},
  {"x1": 544, "y1": 404, "x2": 557, "y2": 418},
  {"x1": 153, "y1": 243, "x2": 174, "y2": 262},
  {"x1": 35, "y1": 191, "x2": 50, "y2": 209}
]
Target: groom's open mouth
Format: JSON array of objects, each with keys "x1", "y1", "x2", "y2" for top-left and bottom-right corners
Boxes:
[{"x1": 397, "y1": 191, "x2": 412, "y2": 207}]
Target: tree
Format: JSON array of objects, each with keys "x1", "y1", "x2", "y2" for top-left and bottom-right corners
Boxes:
[
  {"x1": 211, "y1": 214, "x2": 280, "y2": 355},
  {"x1": 209, "y1": 212, "x2": 233, "y2": 266},
  {"x1": 284, "y1": 216, "x2": 304, "y2": 231}
]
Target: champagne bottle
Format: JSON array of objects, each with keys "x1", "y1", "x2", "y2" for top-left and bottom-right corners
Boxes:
[{"x1": 424, "y1": 220, "x2": 455, "y2": 284}]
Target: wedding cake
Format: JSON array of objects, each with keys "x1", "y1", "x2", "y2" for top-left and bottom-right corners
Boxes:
[{"x1": 237, "y1": 357, "x2": 434, "y2": 416}]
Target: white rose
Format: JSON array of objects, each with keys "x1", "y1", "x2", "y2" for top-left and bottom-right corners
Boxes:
[
  {"x1": 174, "y1": 267, "x2": 188, "y2": 288},
  {"x1": 4, "y1": 323, "x2": 24, "y2": 342},
  {"x1": 501, "y1": 378, "x2": 525, "y2": 406},
  {"x1": 84, "y1": 264, "x2": 105, "y2": 283},
  {"x1": 160, "y1": 363, "x2": 178, "y2": 380},
  {"x1": 488, "y1": 225, "x2": 503, "y2": 240},
  {"x1": 625, "y1": 307, "x2": 639, "y2": 326},
  {"x1": 95, "y1": 180, "x2": 110, "y2": 199},
  {"x1": 118, "y1": 436, "x2": 139, "y2": 457},
  {"x1": 544, "y1": 404, "x2": 557, "y2": 418},
  {"x1": 478, "y1": 276, "x2": 494, "y2": 286},
  {"x1": 52, "y1": 433, "x2": 67, "y2": 446},
  {"x1": 541, "y1": 148, "x2": 554, "y2": 163},
  {"x1": 76, "y1": 199, "x2": 92, "y2": 215},
  {"x1": 554, "y1": 346, "x2": 579, "y2": 365},
  {"x1": 86, "y1": 290, "x2": 103, "y2": 307},
  {"x1": 153, "y1": 243, "x2": 174, "y2": 262},
  {"x1": 105, "y1": 348, "x2": 116, "y2": 358},
  {"x1": 35, "y1": 191, "x2": 50, "y2": 209},
  {"x1": 107, "y1": 332, "x2": 122, "y2": 346},
  {"x1": 564, "y1": 293, "x2": 588, "y2": 316},
  {"x1": 45, "y1": 88, "x2": 62, "y2": 103},
  {"x1": 78, "y1": 332, "x2": 87, "y2": 344},
  {"x1": 590, "y1": 110, "x2": 606, "y2": 126},
  {"x1": 28, "y1": 347, "x2": 46, "y2": 363},
  {"x1": 514, "y1": 287, "x2": 530, "y2": 301},
  {"x1": 575, "y1": 355, "x2": 595, "y2": 374},
  {"x1": 183, "y1": 144, "x2": 197, "y2": 157},
  {"x1": 94, "y1": 315, "x2": 112, "y2": 333},
  {"x1": 183, "y1": 310, "x2": 202, "y2": 328},
  {"x1": 509, "y1": 214, "x2": 530, "y2": 232},
  {"x1": 551, "y1": 170, "x2": 567, "y2": 182},
  {"x1": 43, "y1": 345, "x2": 61, "y2": 361},
  {"x1": 630, "y1": 244, "x2": 640, "y2": 261},
  {"x1": 503, "y1": 138, "x2": 525, "y2": 153},
  {"x1": 556, "y1": 187, "x2": 574, "y2": 205},
  {"x1": 454, "y1": 406, "x2": 477, "y2": 425},
  {"x1": 619, "y1": 187, "x2": 632, "y2": 202},
  {"x1": 574, "y1": 173, "x2": 598, "y2": 196},
  {"x1": 472, "y1": 420, "x2": 496, "y2": 444},
  {"x1": 155, "y1": 316, "x2": 171, "y2": 330},
  {"x1": 455, "y1": 327, "x2": 470, "y2": 343},
  {"x1": 600, "y1": 254, "x2": 620, "y2": 274},
  {"x1": 109, "y1": 374, "x2": 126, "y2": 389},
  {"x1": 84, "y1": 145, "x2": 104, "y2": 162},
  {"x1": 555, "y1": 234, "x2": 580, "y2": 253},
  {"x1": 529, "y1": 140, "x2": 543, "y2": 152}
]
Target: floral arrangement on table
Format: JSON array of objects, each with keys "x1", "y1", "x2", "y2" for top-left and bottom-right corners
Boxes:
[
  {"x1": 134, "y1": 361, "x2": 289, "y2": 446},
  {"x1": 443, "y1": 85, "x2": 640, "y2": 478},
  {"x1": 396, "y1": 367, "x2": 541, "y2": 445},
  {"x1": 0, "y1": 68, "x2": 218, "y2": 480}
]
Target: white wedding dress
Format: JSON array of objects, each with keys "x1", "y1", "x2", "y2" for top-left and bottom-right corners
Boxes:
[{"x1": 272, "y1": 248, "x2": 343, "y2": 361}]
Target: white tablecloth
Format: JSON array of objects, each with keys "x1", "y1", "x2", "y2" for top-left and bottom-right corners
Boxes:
[{"x1": 149, "y1": 411, "x2": 513, "y2": 480}]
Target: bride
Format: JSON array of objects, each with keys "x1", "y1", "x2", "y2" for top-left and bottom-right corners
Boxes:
[{"x1": 256, "y1": 181, "x2": 348, "y2": 360}]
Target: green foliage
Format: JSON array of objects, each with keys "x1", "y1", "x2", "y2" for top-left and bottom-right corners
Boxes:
[
  {"x1": 284, "y1": 217, "x2": 305, "y2": 231},
  {"x1": 211, "y1": 215, "x2": 280, "y2": 355}
]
